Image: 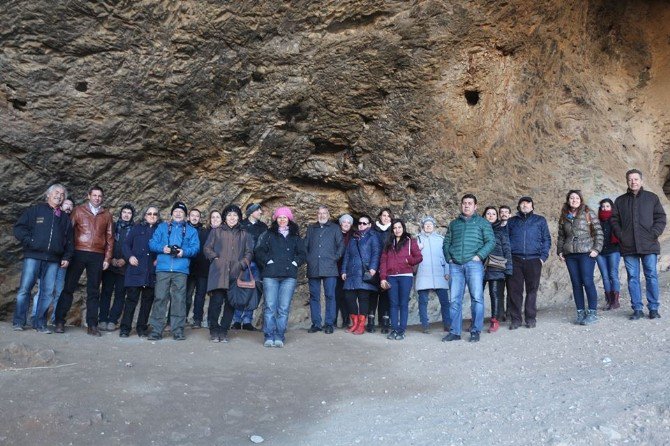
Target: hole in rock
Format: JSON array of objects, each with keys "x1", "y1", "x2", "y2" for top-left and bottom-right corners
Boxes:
[
  {"x1": 663, "y1": 169, "x2": 670, "y2": 201},
  {"x1": 75, "y1": 81, "x2": 88, "y2": 92},
  {"x1": 11, "y1": 98, "x2": 27, "y2": 111},
  {"x1": 464, "y1": 90, "x2": 480, "y2": 106}
]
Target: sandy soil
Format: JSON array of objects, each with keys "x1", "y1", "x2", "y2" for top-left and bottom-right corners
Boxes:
[{"x1": 1, "y1": 274, "x2": 669, "y2": 446}]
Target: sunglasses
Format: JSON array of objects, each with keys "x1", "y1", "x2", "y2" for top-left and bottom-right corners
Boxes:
[
  {"x1": 146, "y1": 212, "x2": 158, "y2": 216},
  {"x1": 358, "y1": 222, "x2": 370, "y2": 226}
]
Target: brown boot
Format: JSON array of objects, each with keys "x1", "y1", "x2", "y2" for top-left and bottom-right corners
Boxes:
[
  {"x1": 611, "y1": 291, "x2": 620, "y2": 309},
  {"x1": 604, "y1": 291, "x2": 613, "y2": 310},
  {"x1": 347, "y1": 315, "x2": 359, "y2": 333},
  {"x1": 354, "y1": 315, "x2": 366, "y2": 335}
]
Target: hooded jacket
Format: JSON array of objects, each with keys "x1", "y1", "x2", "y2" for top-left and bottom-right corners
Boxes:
[
  {"x1": 254, "y1": 221, "x2": 306, "y2": 279},
  {"x1": 341, "y1": 229, "x2": 381, "y2": 292},
  {"x1": 148, "y1": 220, "x2": 200, "y2": 275},
  {"x1": 415, "y1": 231, "x2": 449, "y2": 290},
  {"x1": 203, "y1": 223, "x2": 253, "y2": 291},
  {"x1": 557, "y1": 207, "x2": 604, "y2": 256}
]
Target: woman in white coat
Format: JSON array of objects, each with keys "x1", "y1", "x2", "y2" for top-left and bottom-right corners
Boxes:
[{"x1": 415, "y1": 216, "x2": 450, "y2": 333}]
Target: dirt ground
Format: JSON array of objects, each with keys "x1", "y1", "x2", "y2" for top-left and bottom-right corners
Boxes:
[{"x1": 1, "y1": 269, "x2": 669, "y2": 446}]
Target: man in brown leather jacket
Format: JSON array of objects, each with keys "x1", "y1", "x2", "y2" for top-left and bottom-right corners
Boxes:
[{"x1": 54, "y1": 185, "x2": 114, "y2": 336}]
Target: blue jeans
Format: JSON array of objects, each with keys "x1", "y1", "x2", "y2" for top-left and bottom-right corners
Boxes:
[
  {"x1": 448, "y1": 260, "x2": 485, "y2": 335},
  {"x1": 623, "y1": 254, "x2": 659, "y2": 311},
  {"x1": 263, "y1": 277, "x2": 297, "y2": 342},
  {"x1": 308, "y1": 276, "x2": 337, "y2": 328},
  {"x1": 388, "y1": 276, "x2": 414, "y2": 334},
  {"x1": 14, "y1": 258, "x2": 59, "y2": 329},
  {"x1": 234, "y1": 262, "x2": 262, "y2": 324},
  {"x1": 417, "y1": 288, "x2": 450, "y2": 329},
  {"x1": 565, "y1": 253, "x2": 598, "y2": 311},
  {"x1": 596, "y1": 252, "x2": 621, "y2": 293},
  {"x1": 31, "y1": 266, "x2": 67, "y2": 323}
]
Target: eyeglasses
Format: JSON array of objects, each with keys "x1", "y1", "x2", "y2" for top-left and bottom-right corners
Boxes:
[
  {"x1": 358, "y1": 222, "x2": 370, "y2": 226},
  {"x1": 146, "y1": 212, "x2": 158, "y2": 216}
]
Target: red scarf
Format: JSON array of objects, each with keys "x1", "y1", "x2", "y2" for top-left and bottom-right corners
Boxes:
[{"x1": 598, "y1": 210, "x2": 619, "y2": 244}]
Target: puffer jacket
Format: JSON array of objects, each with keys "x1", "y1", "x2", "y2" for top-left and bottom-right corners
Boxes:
[
  {"x1": 612, "y1": 188, "x2": 667, "y2": 255},
  {"x1": 484, "y1": 221, "x2": 513, "y2": 281},
  {"x1": 415, "y1": 232, "x2": 449, "y2": 290},
  {"x1": 254, "y1": 221, "x2": 306, "y2": 279},
  {"x1": 380, "y1": 237, "x2": 423, "y2": 280},
  {"x1": 341, "y1": 229, "x2": 381, "y2": 291},
  {"x1": 149, "y1": 220, "x2": 200, "y2": 274},
  {"x1": 13, "y1": 202, "x2": 74, "y2": 263},
  {"x1": 122, "y1": 221, "x2": 158, "y2": 288},
  {"x1": 70, "y1": 204, "x2": 114, "y2": 261},
  {"x1": 443, "y1": 214, "x2": 495, "y2": 265},
  {"x1": 203, "y1": 224, "x2": 253, "y2": 291},
  {"x1": 557, "y1": 207, "x2": 604, "y2": 255},
  {"x1": 507, "y1": 211, "x2": 552, "y2": 262}
]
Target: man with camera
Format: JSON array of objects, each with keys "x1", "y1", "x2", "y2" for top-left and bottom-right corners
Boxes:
[{"x1": 147, "y1": 202, "x2": 200, "y2": 341}]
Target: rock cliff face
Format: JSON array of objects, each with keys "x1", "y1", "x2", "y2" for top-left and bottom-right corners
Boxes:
[{"x1": 1, "y1": 0, "x2": 668, "y2": 325}]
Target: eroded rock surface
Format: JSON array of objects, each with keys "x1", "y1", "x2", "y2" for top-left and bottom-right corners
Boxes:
[{"x1": 1, "y1": 1, "x2": 668, "y2": 324}]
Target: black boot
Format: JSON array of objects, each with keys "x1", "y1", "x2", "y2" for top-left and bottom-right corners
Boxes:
[
  {"x1": 366, "y1": 314, "x2": 376, "y2": 333},
  {"x1": 381, "y1": 314, "x2": 390, "y2": 334}
]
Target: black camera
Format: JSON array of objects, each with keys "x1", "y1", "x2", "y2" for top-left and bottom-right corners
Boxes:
[{"x1": 169, "y1": 245, "x2": 181, "y2": 256}]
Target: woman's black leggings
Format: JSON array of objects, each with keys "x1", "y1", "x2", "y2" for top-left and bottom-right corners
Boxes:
[
  {"x1": 208, "y1": 289, "x2": 235, "y2": 335},
  {"x1": 486, "y1": 279, "x2": 505, "y2": 320},
  {"x1": 345, "y1": 290, "x2": 370, "y2": 315}
]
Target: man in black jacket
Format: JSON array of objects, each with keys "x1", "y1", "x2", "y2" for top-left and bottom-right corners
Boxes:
[
  {"x1": 305, "y1": 205, "x2": 345, "y2": 334},
  {"x1": 612, "y1": 169, "x2": 667, "y2": 320},
  {"x1": 13, "y1": 184, "x2": 74, "y2": 332},
  {"x1": 186, "y1": 208, "x2": 208, "y2": 328}
]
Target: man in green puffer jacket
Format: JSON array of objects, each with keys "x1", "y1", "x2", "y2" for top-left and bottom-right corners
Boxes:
[{"x1": 442, "y1": 194, "x2": 495, "y2": 343}]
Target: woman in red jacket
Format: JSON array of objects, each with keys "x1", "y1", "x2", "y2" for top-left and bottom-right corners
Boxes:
[{"x1": 380, "y1": 219, "x2": 423, "y2": 340}]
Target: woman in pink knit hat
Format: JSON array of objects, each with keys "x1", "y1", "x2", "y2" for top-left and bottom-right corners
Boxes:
[{"x1": 254, "y1": 206, "x2": 306, "y2": 347}]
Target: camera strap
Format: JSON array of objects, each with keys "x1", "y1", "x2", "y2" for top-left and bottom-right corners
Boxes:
[{"x1": 167, "y1": 221, "x2": 186, "y2": 246}]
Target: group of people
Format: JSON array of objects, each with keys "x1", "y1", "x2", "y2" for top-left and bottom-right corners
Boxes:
[{"x1": 11, "y1": 169, "x2": 666, "y2": 346}]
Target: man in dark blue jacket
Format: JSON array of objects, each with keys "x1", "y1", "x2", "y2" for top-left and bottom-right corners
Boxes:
[
  {"x1": 506, "y1": 197, "x2": 551, "y2": 329},
  {"x1": 13, "y1": 184, "x2": 74, "y2": 332}
]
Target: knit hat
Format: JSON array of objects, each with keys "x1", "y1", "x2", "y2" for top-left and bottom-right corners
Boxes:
[
  {"x1": 222, "y1": 204, "x2": 243, "y2": 221},
  {"x1": 245, "y1": 203, "x2": 262, "y2": 217},
  {"x1": 420, "y1": 216, "x2": 436, "y2": 227},
  {"x1": 272, "y1": 206, "x2": 294, "y2": 221},
  {"x1": 518, "y1": 196, "x2": 533, "y2": 205},
  {"x1": 338, "y1": 214, "x2": 354, "y2": 225},
  {"x1": 171, "y1": 201, "x2": 188, "y2": 215}
]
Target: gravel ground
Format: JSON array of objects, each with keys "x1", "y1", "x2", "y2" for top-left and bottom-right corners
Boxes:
[{"x1": 1, "y1": 273, "x2": 669, "y2": 446}]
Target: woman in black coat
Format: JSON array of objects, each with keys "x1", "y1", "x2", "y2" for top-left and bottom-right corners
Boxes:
[
  {"x1": 482, "y1": 206, "x2": 512, "y2": 334},
  {"x1": 119, "y1": 206, "x2": 160, "y2": 337}
]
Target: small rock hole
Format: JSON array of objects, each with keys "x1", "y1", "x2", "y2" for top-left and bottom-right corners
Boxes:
[
  {"x1": 464, "y1": 90, "x2": 480, "y2": 106},
  {"x1": 75, "y1": 81, "x2": 88, "y2": 92},
  {"x1": 11, "y1": 98, "x2": 27, "y2": 111}
]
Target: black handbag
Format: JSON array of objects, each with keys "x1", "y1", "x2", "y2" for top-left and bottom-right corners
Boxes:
[
  {"x1": 227, "y1": 261, "x2": 258, "y2": 310},
  {"x1": 356, "y1": 239, "x2": 380, "y2": 286}
]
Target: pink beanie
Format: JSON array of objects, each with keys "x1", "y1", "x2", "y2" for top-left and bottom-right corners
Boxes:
[{"x1": 272, "y1": 206, "x2": 294, "y2": 221}]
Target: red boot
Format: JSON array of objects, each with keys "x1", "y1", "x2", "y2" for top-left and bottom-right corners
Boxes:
[
  {"x1": 611, "y1": 291, "x2": 620, "y2": 309},
  {"x1": 354, "y1": 315, "x2": 366, "y2": 335},
  {"x1": 488, "y1": 317, "x2": 499, "y2": 333},
  {"x1": 347, "y1": 315, "x2": 359, "y2": 333},
  {"x1": 604, "y1": 291, "x2": 613, "y2": 310}
]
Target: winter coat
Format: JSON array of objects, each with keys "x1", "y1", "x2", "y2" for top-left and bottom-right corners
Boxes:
[
  {"x1": 506, "y1": 211, "x2": 552, "y2": 261},
  {"x1": 188, "y1": 223, "x2": 210, "y2": 278},
  {"x1": 70, "y1": 204, "x2": 114, "y2": 261},
  {"x1": 372, "y1": 224, "x2": 391, "y2": 256},
  {"x1": 122, "y1": 221, "x2": 158, "y2": 287},
  {"x1": 599, "y1": 216, "x2": 620, "y2": 255},
  {"x1": 109, "y1": 219, "x2": 134, "y2": 275},
  {"x1": 148, "y1": 220, "x2": 200, "y2": 275},
  {"x1": 557, "y1": 207, "x2": 604, "y2": 256},
  {"x1": 203, "y1": 224, "x2": 253, "y2": 292},
  {"x1": 380, "y1": 237, "x2": 423, "y2": 280},
  {"x1": 13, "y1": 203, "x2": 74, "y2": 263},
  {"x1": 415, "y1": 232, "x2": 449, "y2": 290},
  {"x1": 305, "y1": 220, "x2": 345, "y2": 278},
  {"x1": 443, "y1": 214, "x2": 495, "y2": 265},
  {"x1": 240, "y1": 218, "x2": 269, "y2": 247},
  {"x1": 254, "y1": 222, "x2": 306, "y2": 279},
  {"x1": 611, "y1": 188, "x2": 667, "y2": 255},
  {"x1": 484, "y1": 221, "x2": 513, "y2": 281},
  {"x1": 341, "y1": 229, "x2": 381, "y2": 292}
]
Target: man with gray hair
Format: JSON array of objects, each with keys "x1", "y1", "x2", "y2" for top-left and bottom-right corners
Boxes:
[
  {"x1": 305, "y1": 205, "x2": 345, "y2": 334},
  {"x1": 13, "y1": 184, "x2": 73, "y2": 332},
  {"x1": 612, "y1": 169, "x2": 667, "y2": 320}
]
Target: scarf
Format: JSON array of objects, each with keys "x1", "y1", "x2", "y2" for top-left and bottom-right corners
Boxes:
[
  {"x1": 376, "y1": 221, "x2": 390, "y2": 232},
  {"x1": 598, "y1": 209, "x2": 619, "y2": 244},
  {"x1": 278, "y1": 225, "x2": 289, "y2": 238}
]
